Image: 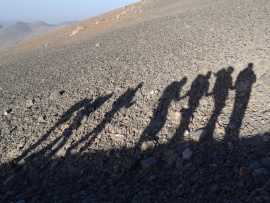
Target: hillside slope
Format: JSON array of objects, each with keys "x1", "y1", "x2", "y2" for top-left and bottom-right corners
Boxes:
[{"x1": 0, "y1": 0, "x2": 270, "y2": 202}]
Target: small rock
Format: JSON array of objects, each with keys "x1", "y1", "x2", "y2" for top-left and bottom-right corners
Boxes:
[
  {"x1": 210, "y1": 184, "x2": 220, "y2": 194},
  {"x1": 26, "y1": 99, "x2": 35, "y2": 108},
  {"x1": 239, "y1": 167, "x2": 252, "y2": 176},
  {"x1": 4, "y1": 108, "x2": 12, "y2": 115},
  {"x1": 182, "y1": 148, "x2": 193, "y2": 160},
  {"x1": 140, "y1": 157, "x2": 158, "y2": 170},
  {"x1": 3, "y1": 174, "x2": 16, "y2": 187},
  {"x1": 254, "y1": 84, "x2": 266, "y2": 92},
  {"x1": 237, "y1": 180, "x2": 245, "y2": 188},
  {"x1": 249, "y1": 161, "x2": 262, "y2": 170},
  {"x1": 259, "y1": 73, "x2": 270, "y2": 86},
  {"x1": 68, "y1": 165, "x2": 79, "y2": 175},
  {"x1": 252, "y1": 128, "x2": 259, "y2": 135},
  {"x1": 262, "y1": 157, "x2": 270, "y2": 169},
  {"x1": 16, "y1": 200, "x2": 25, "y2": 203},
  {"x1": 95, "y1": 43, "x2": 101, "y2": 47},
  {"x1": 254, "y1": 168, "x2": 268, "y2": 175},
  {"x1": 252, "y1": 168, "x2": 268, "y2": 185},
  {"x1": 56, "y1": 148, "x2": 66, "y2": 158},
  {"x1": 176, "y1": 158, "x2": 184, "y2": 169},
  {"x1": 263, "y1": 134, "x2": 270, "y2": 142},
  {"x1": 72, "y1": 194, "x2": 78, "y2": 199},
  {"x1": 122, "y1": 157, "x2": 137, "y2": 170},
  {"x1": 141, "y1": 140, "x2": 156, "y2": 155},
  {"x1": 167, "y1": 153, "x2": 178, "y2": 166},
  {"x1": 182, "y1": 162, "x2": 193, "y2": 170},
  {"x1": 70, "y1": 149, "x2": 77, "y2": 156},
  {"x1": 49, "y1": 90, "x2": 64, "y2": 100},
  {"x1": 6, "y1": 191, "x2": 15, "y2": 196},
  {"x1": 175, "y1": 112, "x2": 192, "y2": 125},
  {"x1": 148, "y1": 175, "x2": 157, "y2": 181},
  {"x1": 191, "y1": 129, "x2": 208, "y2": 142},
  {"x1": 264, "y1": 182, "x2": 270, "y2": 192},
  {"x1": 264, "y1": 196, "x2": 270, "y2": 202}
]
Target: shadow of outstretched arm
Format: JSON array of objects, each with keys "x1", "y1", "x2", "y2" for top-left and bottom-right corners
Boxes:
[{"x1": 68, "y1": 83, "x2": 143, "y2": 154}]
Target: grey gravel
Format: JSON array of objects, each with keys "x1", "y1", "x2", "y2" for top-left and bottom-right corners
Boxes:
[{"x1": 0, "y1": 0, "x2": 270, "y2": 202}]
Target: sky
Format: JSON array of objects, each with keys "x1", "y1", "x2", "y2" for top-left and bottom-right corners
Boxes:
[{"x1": 0, "y1": 0, "x2": 140, "y2": 25}]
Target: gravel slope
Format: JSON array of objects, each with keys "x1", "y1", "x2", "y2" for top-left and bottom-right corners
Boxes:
[{"x1": 1, "y1": 0, "x2": 270, "y2": 202}]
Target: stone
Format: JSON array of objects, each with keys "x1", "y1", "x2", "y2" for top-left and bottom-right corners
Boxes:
[
  {"x1": 56, "y1": 148, "x2": 66, "y2": 158},
  {"x1": 249, "y1": 161, "x2": 262, "y2": 170},
  {"x1": 264, "y1": 183, "x2": 270, "y2": 192},
  {"x1": 182, "y1": 148, "x2": 193, "y2": 160},
  {"x1": 239, "y1": 167, "x2": 251, "y2": 176},
  {"x1": 175, "y1": 111, "x2": 192, "y2": 125},
  {"x1": 210, "y1": 184, "x2": 220, "y2": 194},
  {"x1": 252, "y1": 168, "x2": 268, "y2": 185},
  {"x1": 95, "y1": 43, "x2": 101, "y2": 47},
  {"x1": 4, "y1": 108, "x2": 12, "y2": 115},
  {"x1": 191, "y1": 129, "x2": 207, "y2": 142},
  {"x1": 259, "y1": 73, "x2": 270, "y2": 86},
  {"x1": 254, "y1": 84, "x2": 266, "y2": 92},
  {"x1": 253, "y1": 168, "x2": 268, "y2": 176},
  {"x1": 148, "y1": 175, "x2": 157, "y2": 181},
  {"x1": 68, "y1": 165, "x2": 79, "y2": 175},
  {"x1": 16, "y1": 200, "x2": 25, "y2": 203},
  {"x1": 261, "y1": 157, "x2": 270, "y2": 169},
  {"x1": 122, "y1": 157, "x2": 137, "y2": 170},
  {"x1": 26, "y1": 99, "x2": 35, "y2": 108},
  {"x1": 3, "y1": 174, "x2": 16, "y2": 187},
  {"x1": 141, "y1": 140, "x2": 156, "y2": 155},
  {"x1": 252, "y1": 129, "x2": 259, "y2": 135},
  {"x1": 49, "y1": 90, "x2": 64, "y2": 100},
  {"x1": 263, "y1": 134, "x2": 270, "y2": 142},
  {"x1": 167, "y1": 153, "x2": 178, "y2": 166},
  {"x1": 140, "y1": 157, "x2": 158, "y2": 170}
]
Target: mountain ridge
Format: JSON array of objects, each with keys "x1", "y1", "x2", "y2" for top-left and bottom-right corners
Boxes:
[{"x1": 0, "y1": 20, "x2": 78, "y2": 50}]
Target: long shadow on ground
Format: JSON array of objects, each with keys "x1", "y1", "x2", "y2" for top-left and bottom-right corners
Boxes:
[{"x1": 2, "y1": 63, "x2": 270, "y2": 203}]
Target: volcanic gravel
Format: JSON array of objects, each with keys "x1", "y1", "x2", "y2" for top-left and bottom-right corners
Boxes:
[{"x1": 1, "y1": 0, "x2": 270, "y2": 202}]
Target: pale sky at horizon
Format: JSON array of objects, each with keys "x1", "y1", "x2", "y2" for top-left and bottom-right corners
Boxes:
[{"x1": 0, "y1": 0, "x2": 140, "y2": 25}]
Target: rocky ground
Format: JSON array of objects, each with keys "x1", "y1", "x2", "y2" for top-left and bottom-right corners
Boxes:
[{"x1": 1, "y1": 0, "x2": 270, "y2": 202}]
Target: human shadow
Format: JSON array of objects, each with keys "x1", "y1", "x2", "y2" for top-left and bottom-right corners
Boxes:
[
  {"x1": 203, "y1": 67, "x2": 234, "y2": 140},
  {"x1": 138, "y1": 78, "x2": 187, "y2": 145},
  {"x1": 172, "y1": 72, "x2": 212, "y2": 143},
  {"x1": 226, "y1": 63, "x2": 257, "y2": 139},
  {"x1": 68, "y1": 83, "x2": 143, "y2": 155},
  {"x1": 2, "y1": 65, "x2": 268, "y2": 203},
  {"x1": 14, "y1": 94, "x2": 113, "y2": 164}
]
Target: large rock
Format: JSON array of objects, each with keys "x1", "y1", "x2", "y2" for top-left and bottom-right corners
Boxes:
[
  {"x1": 141, "y1": 140, "x2": 156, "y2": 155},
  {"x1": 191, "y1": 129, "x2": 208, "y2": 142},
  {"x1": 175, "y1": 112, "x2": 192, "y2": 125}
]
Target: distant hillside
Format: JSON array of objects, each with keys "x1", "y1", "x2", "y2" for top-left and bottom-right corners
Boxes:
[
  {"x1": 55, "y1": 21, "x2": 78, "y2": 26},
  {"x1": 0, "y1": 21, "x2": 77, "y2": 50},
  {"x1": 0, "y1": 25, "x2": 3, "y2": 29}
]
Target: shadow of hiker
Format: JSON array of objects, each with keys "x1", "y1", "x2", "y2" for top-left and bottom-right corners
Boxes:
[
  {"x1": 3, "y1": 64, "x2": 270, "y2": 203},
  {"x1": 226, "y1": 63, "x2": 256, "y2": 139},
  {"x1": 68, "y1": 83, "x2": 143, "y2": 155},
  {"x1": 202, "y1": 66, "x2": 234, "y2": 140},
  {"x1": 13, "y1": 94, "x2": 113, "y2": 164},
  {"x1": 138, "y1": 78, "x2": 187, "y2": 146},
  {"x1": 172, "y1": 72, "x2": 212, "y2": 143}
]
